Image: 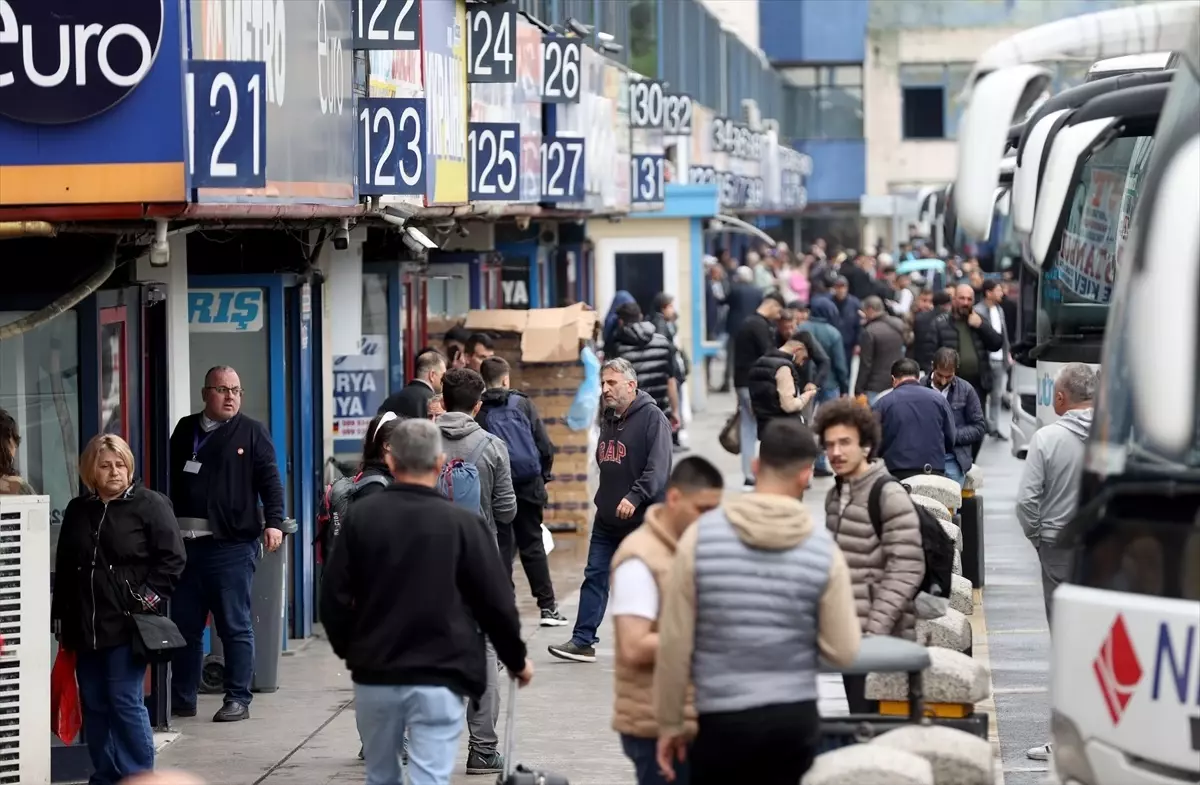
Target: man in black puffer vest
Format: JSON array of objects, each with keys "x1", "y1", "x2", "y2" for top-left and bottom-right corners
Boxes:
[
  {"x1": 748, "y1": 337, "x2": 818, "y2": 436},
  {"x1": 610, "y1": 301, "x2": 680, "y2": 426}
]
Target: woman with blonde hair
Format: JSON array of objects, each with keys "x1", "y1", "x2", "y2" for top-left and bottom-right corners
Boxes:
[
  {"x1": 0, "y1": 408, "x2": 35, "y2": 495},
  {"x1": 51, "y1": 434, "x2": 186, "y2": 785}
]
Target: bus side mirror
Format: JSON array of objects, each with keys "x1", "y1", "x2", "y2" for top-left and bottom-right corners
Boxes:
[
  {"x1": 1012, "y1": 110, "x2": 1069, "y2": 235},
  {"x1": 1128, "y1": 134, "x2": 1200, "y2": 456}
]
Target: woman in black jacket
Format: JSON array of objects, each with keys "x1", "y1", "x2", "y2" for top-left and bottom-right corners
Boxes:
[{"x1": 51, "y1": 434, "x2": 186, "y2": 785}]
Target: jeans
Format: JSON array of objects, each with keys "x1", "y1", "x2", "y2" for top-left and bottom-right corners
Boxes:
[
  {"x1": 356, "y1": 683, "x2": 465, "y2": 785},
  {"x1": 171, "y1": 538, "x2": 259, "y2": 708},
  {"x1": 813, "y1": 389, "x2": 838, "y2": 472},
  {"x1": 466, "y1": 641, "x2": 500, "y2": 754},
  {"x1": 570, "y1": 525, "x2": 629, "y2": 647},
  {"x1": 512, "y1": 499, "x2": 556, "y2": 609},
  {"x1": 945, "y1": 453, "x2": 965, "y2": 486},
  {"x1": 621, "y1": 733, "x2": 689, "y2": 785},
  {"x1": 76, "y1": 644, "x2": 155, "y2": 785},
  {"x1": 735, "y1": 387, "x2": 757, "y2": 481},
  {"x1": 866, "y1": 391, "x2": 880, "y2": 407},
  {"x1": 988, "y1": 359, "x2": 1007, "y2": 433}
]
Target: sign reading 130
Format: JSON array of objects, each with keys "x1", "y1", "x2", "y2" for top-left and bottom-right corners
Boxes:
[
  {"x1": 631, "y1": 154, "x2": 665, "y2": 203},
  {"x1": 468, "y1": 122, "x2": 519, "y2": 200},
  {"x1": 187, "y1": 60, "x2": 268, "y2": 189},
  {"x1": 357, "y1": 97, "x2": 426, "y2": 196},
  {"x1": 539, "y1": 137, "x2": 585, "y2": 201}
]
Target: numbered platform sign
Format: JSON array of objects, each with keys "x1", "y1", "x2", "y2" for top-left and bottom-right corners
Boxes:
[
  {"x1": 664, "y1": 93, "x2": 693, "y2": 135},
  {"x1": 468, "y1": 122, "x2": 520, "y2": 200},
  {"x1": 539, "y1": 136, "x2": 585, "y2": 202},
  {"x1": 187, "y1": 60, "x2": 268, "y2": 189},
  {"x1": 630, "y1": 154, "x2": 665, "y2": 203},
  {"x1": 467, "y1": 2, "x2": 517, "y2": 83},
  {"x1": 629, "y1": 79, "x2": 664, "y2": 129},
  {"x1": 358, "y1": 98, "x2": 427, "y2": 196},
  {"x1": 352, "y1": 0, "x2": 421, "y2": 51},
  {"x1": 540, "y1": 36, "x2": 581, "y2": 104}
]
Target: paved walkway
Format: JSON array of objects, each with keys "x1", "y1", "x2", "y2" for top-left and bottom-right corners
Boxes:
[{"x1": 154, "y1": 392, "x2": 1049, "y2": 785}]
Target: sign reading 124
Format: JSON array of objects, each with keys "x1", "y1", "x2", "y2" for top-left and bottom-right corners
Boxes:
[
  {"x1": 358, "y1": 97, "x2": 426, "y2": 196},
  {"x1": 187, "y1": 60, "x2": 268, "y2": 189},
  {"x1": 540, "y1": 137, "x2": 585, "y2": 201}
]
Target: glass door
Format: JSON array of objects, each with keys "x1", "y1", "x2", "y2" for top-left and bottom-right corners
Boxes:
[{"x1": 98, "y1": 307, "x2": 129, "y2": 442}]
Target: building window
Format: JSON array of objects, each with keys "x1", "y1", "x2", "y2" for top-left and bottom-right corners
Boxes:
[
  {"x1": 900, "y1": 63, "x2": 974, "y2": 140},
  {"x1": 629, "y1": 0, "x2": 658, "y2": 78},
  {"x1": 786, "y1": 65, "x2": 863, "y2": 139}
]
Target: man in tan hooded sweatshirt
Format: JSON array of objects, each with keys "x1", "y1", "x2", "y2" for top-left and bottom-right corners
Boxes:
[
  {"x1": 610, "y1": 457, "x2": 725, "y2": 785},
  {"x1": 655, "y1": 419, "x2": 861, "y2": 785}
]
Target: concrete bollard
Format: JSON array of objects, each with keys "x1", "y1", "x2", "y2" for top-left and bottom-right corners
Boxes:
[
  {"x1": 865, "y1": 646, "x2": 991, "y2": 704},
  {"x1": 905, "y1": 475, "x2": 963, "y2": 513},
  {"x1": 910, "y1": 494, "x2": 952, "y2": 522},
  {"x1": 916, "y1": 608, "x2": 973, "y2": 654},
  {"x1": 938, "y1": 518, "x2": 962, "y2": 551},
  {"x1": 802, "y1": 745, "x2": 933, "y2": 785},
  {"x1": 964, "y1": 464, "x2": 984, "y2": 491},
  {"x1": 871, "y1": 725, "x2": 995, "y2": 785},
  {"x1": 950, "y1": 574, "x2": 974, "y2": 615},
  {"x1": 959, "y1": 491, "x2": 985, "y2": 588},
  {"x1": 952, "y1": 547, "x2": 962, "y2": 576}
]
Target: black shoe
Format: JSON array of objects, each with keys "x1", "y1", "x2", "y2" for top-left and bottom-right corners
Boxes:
[
  {"x1": 547, "y1": 640, "x2": 596, "y2": 663},
  {"x1": 465, "y1": 748, "x2": 504, "y2": 775},
  {"x1": 213, "y1": 701, "x2": 250, "y2": 722},
  {"x1": 539, "y1": 606, "x2": 569, "y2": 627},
  {"x1": 171, "y1": 706, "x2": 197, "y2": 718},
  {"x1": 742, "y1": 477, "x2": 756, "y2": 491}
]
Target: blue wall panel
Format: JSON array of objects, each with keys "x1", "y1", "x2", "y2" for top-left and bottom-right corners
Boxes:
[
  {"x1": 793, "y1": 140, "x2": 865, "y2": 204},
  {"x1": 759, "y1": 0, "x2": 868, "y2": 65}
]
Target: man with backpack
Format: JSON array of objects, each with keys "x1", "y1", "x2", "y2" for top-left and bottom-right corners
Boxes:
[
  {"x1": 476, "y1": 357, "x2": 568, "y2": 627},
  {"x1": 435, "y1": 367, "x2": 517, "y2": 775}
]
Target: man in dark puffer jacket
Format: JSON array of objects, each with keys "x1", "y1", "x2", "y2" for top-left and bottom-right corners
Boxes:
[{"x1": 610, "y1": 302, "x2": 679, "y2": 426}]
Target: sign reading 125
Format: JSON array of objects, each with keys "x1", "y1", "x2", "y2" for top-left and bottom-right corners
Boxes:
[
  {"x1": 358, "y1": 98, "x2": 426, "y2": 196},
  {"x1": 631, "y1": 154, "x2": 665, "y2": 203},
  {"x1": 187, "y1": 60, "x2": 268, "y2": 189},
  {"x1": 540, "y1": 136, "x2": 585, "y2": 201},
  {"x1": 468, "y1": 122, "x2": 520, "y2": 200}
]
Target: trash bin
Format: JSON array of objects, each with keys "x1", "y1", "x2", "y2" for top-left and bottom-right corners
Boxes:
[{"x1": 251, "y1": 518, "x2": 297, "y2": 693}]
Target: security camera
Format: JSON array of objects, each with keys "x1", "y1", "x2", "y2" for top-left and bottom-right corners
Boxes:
[
  {"x1": 382, "y1": 204, "x2": 416, "y2": 228},
  {"x1": 332, "y1": 218, "x2": 350, "y2": 251},
  {"x1": 402, "y1": 226, "x2": 439, "y2": 256},
  {"x1": 515, "y1": 215, "x2": 531, "y2": 231},
  {"x1": 596, "y1": 31, "x2": 614, "y2": 42},
  {"x1": 565, "y1": 17, "x2": 592, "y2": 37},
  {"x1": 599, "y1": 42, "x2": 623, "y2": 55},
  {"x1": 148, "y1": 219, "x2": 170, "y2": 267},
  {"x1": 455, "y1": 224, "x2": 470, "y2": 238}
]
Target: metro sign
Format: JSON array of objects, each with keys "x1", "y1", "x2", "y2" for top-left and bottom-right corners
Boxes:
[
  {"x1": 0, "y1": 0, "x2": 164, "y2": 125},
  {"x1": 1094, "y1": 613, "x2": 1200, "y2": 736}
]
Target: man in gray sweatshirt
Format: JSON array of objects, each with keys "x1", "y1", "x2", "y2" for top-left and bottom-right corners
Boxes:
[{"x1": 1014, "y1": 361, "x2": 1095, "y2": 762}]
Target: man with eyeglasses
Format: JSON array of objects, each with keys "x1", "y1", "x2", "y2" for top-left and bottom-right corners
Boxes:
[{"x1": 168, "y1": 365, "x2": 286, "y2": 723}]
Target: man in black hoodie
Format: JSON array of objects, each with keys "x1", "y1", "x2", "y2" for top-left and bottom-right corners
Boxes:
[
  {"x1": 610, "y1": 301, "x2": 680, "y2": 427},
  {"x1": 548, "y1": 358, "x2": 673, "y2": 664},
  {"x1": 321, "y1": 417, "x2": 532, "y2": 785},
  {"x1": 476, "y1": 357, "x2": 568, "y2": 627},
  {"x1": 732, "y1": 291, "x2": 786, "y2": 489}
]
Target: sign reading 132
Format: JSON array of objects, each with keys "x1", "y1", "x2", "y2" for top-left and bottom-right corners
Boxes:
[
  {"x1": 631, "y1": 154, "x2": 665, "y2": 203},
  {"x1": 357, "y1": 98, "x2": 426, "y2": 196},
  {"x1": 540, "y1": 136, "x2": 585, "y2": 201},
  {"x1": 468, "y1": 122, "x2": 519, "y2": 200},
  {"x1": 187, "y1": 60, "x2": 268, "y2": 189}
]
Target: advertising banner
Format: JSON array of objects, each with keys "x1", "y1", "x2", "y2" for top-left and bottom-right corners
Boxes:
[
  {"x1": 0, "y1": 0, "x2": 188, "y2": 206},
  {"x1": 1055, "y1": 165, "x2": 1124, "y2": 303},
  {"x1": 190, "y1": 0, "x2": 356, "y2": 205},
  {"x1": 367, "y1": 34, "x2": 425, "y2": 210},
  {"x1": 187, "y1": 288, "x2": 265, "y2": 333},
  {"x1": 554, "y1": 47, "x2": 629, "y2": 214},
  {"x1": 332, "y1": 334, "x2": 388, "y2": 443},
  {"x1": 422, "y1": 0, "x2": 468, "y2": 205}
]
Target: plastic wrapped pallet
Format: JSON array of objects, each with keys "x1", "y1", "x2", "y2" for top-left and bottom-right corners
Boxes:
[
  {"x1": 905, "y1": 474, "x2": 964, "y2": 512},
  {"x1": 916, "y1": 608, "x2": 972, "y2": 652},
  {"x1": 802, "y1": 745, "x2": 933, "y2": 785},
  {"x1": 950, "y1": 574, "x2": 974, "y2": 615},
  {"x1": 865, "y1": 647, "x2": 991, "y2": 704},
  {"x1": 871, "y1": 725, "x2": 994, "y2": 785}
]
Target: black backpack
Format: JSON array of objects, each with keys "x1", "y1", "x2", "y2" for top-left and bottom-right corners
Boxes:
[
  {"x1": 315, "y1": 473, "x2": 389, "y2": 564},
  {"x1": 866, "y1": 476, "x2": 956, "y2": 612}
]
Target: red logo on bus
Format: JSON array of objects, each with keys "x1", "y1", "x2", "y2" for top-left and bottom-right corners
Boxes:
[{"x1": 1093, "y1": 614, "x2": 1143, "y2": 724}]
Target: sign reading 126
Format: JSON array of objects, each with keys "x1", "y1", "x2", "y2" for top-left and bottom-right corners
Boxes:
[
  {"x1": 539, "y1": 136, "x2": 585, "y2": 201},
  {"x1": 187, "y1": 60, "x2": 268, "y2": 189},
  {"x1": 631, "y1": 154, "x2": 665, "y2": 203},
  {"x1": 468, "y1": 122, "x2": 519, "y2": 200},
  {"x1": 540, "y1": 36, "x2": 580, "y2": 103},
  {"x1": 358, "y1": 97, "x2": 425, "y2": 196}
]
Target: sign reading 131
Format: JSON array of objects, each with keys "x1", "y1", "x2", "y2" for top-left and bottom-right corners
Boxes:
[
  {"x1": 357, "y1": 98, "x2": 426, "y2": 196},
  {"x1": 631, "y1": 154, "x2": 665, "y2": 203},
  {"x1": 539, "y1": 136, "x2": 585, "y2": 201},
  {"x1": 468, "y1": 122, "x2": 519, "y2": 200},
  {"x1": 187, "y1": 60, "x2": 268, "y2": 189}
]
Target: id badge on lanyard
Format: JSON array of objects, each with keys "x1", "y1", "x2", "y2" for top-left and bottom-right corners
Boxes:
[{"x1": 186, "y1": 427, "x2": 214, "y2": 474}]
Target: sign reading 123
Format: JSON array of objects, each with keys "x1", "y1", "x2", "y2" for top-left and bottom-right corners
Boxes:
[
  {"x1": 539, "y1": 136, "x2": 585, "y2": 201},
  {"x1": 631, "y1": 154, "x2": 665, "y2": 203},
  {"x1": 358, "y1": 97, "x2": 426, "y2": 196},
  {"x1": 468, "y1": 122, "x2": 519, "y2": 200},
  {"x1": 187, "y1": 60, "x2": 268, "y2": 189}
]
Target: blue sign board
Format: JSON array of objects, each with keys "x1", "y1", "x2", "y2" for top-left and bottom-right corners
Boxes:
[
  {"x1": 188, "y1": 60, "x2": 268, "y2": 189},
  {"x1": 630, "y1": 154, "x2": 664, "y2": 203},
  {"x1": 467, "y1": 122, "x2": 520, "y2": 200},
  {"x1": 539, "y1": 135, "x2": 585, "y2": 202},
  {"x1": 187, "y1": 288, "x2": 265, "y2": 332},
  {"x1": 358, "y1": 97, "x2": 427, "y2": 196}
]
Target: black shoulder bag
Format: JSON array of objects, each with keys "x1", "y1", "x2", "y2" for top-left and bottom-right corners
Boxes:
[{"x1": 95, "y1": 535, "x2": 186, "y2": 663}]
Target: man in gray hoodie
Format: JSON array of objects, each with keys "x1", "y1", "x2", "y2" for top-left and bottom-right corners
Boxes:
[
  {"x1": 436, "y1": 367, "x2": 517, "y2": 775},
  {"x1": 1015, "y1": 362, "x2": 1095, "y2": 763}
]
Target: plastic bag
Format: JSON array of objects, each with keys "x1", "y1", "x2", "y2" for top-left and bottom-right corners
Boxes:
[
  {"x1": 51, "y1": 645, "x2": 81, "y2": 744},
  {"x1": 541, "y1": 524, "x2": 555, "y2": 555},
  {"x1": 566, "y1": 346, "x2": 601, "y2": 432}
]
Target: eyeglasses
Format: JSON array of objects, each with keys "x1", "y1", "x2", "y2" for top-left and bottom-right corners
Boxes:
[{"x1": 205, "y1": 385, "x2": 243, "y2": 397}]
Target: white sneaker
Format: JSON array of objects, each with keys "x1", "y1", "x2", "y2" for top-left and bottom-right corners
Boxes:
[{"x1": 1026, "y1": 743, "x2": 1052, "y2": 761}]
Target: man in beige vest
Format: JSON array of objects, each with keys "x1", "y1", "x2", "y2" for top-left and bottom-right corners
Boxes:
[{"x1": 610, "y1": 457, "x2": 725, "y2": 785}]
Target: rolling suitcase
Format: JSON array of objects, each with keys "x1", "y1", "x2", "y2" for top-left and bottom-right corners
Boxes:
[{"x1": 497, "y1": 678, "x2": 569, "y2": 785}]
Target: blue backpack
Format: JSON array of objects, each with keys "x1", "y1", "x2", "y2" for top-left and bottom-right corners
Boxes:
[
  {"x1": 437, "y1": 439, "x2": 490, "y2": 515},
  {"x1": 483, "y1": 395, "x2": 543, "y2": 484}
]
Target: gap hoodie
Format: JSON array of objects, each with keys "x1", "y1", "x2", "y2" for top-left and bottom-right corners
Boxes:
[
  {"x1": 595, "y1": 390, "x2": 673, "y2": 534},
  {"x1": 1016, "y1": 407, "x2": 1093, "y2": 546},
  {"x1": 437, "y1": 411, "x2": 517, "y2": 535}
]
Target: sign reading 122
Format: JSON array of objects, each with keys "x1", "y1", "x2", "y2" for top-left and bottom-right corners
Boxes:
[
  {"x1": 358, "y1": 97, "x2": 426, "y2": 196},
  {"x1": 187, "y1": 60, "x2": 268, "y2": 189},
  {"x1": 539, "y1": 136, "x2": 585, "y2": 201}
]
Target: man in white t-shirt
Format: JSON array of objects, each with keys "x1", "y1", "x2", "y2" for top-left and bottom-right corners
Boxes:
[
  {"x1": 976, "y1": 279, "x2": 1011, "y2": 439},
  {"x1": 609, "y1": 457, "x2": 724, "y2": 785}
]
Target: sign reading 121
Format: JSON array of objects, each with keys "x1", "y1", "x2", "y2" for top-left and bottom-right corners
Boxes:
[
  {"x1": 187, "y1": 60, "x2": 268, "y2": 189},
  {"x1": 358, "y1": 97, "x2": 426, "y2": 196},
  {"x1": 631, "y1": 154, "x2": 665, "y2": 203},
  {"x1": 539, "y1": 136, "x2": 585, "y2": 201},
  {"x1": 468, "y1": 122, "x2": 519, "y2": 200}
]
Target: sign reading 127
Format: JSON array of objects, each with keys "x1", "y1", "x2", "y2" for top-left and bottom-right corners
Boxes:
[
  {"x1": 540, "y1": 136, "x2": 585, "y2": 201},
  {"x1": 187, "y1": 60, "x2": 268, "y2": 189},
  {"x1": 358, "y1": 97, "x2": 425, "y2": 196}
]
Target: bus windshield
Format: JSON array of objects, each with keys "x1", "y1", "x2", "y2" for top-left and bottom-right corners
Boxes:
[{"x1": 1038, "y1": 133, "x2": 1155, "y2": 345}]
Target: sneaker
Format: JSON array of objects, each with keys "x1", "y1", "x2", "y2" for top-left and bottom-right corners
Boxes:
[
  {"x1": 539, "y1": 606, "x2": 569, "y2": 627},
  {"x1": 742, "y1": 477, "x2": 756, "y2": 492},
  {"x1": 465, "y1": 748, "x2": 504, "y2": 775},
  {"x1": 547, "y1": 640, "x2": 596, "y2": 663},
  {"x1": 1026, "y1": 743, "x2": 1052, "y2": 761}
]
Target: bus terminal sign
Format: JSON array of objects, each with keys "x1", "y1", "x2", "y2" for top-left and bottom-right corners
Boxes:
[{"x1": 0, "y1": 0, "x2": 164, "y2": 125}]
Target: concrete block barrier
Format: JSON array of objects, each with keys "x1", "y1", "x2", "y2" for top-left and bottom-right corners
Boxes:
[
  {"x1": 802, "y1": 745, "x2": 933, "y2": 785},
  {"x1": 952, "y1": 547, "x2": 962, "y2": 576},
  {"x1": 871, "y1": 725, "x2": 995, "y2": 785},
  {"x1": 950, "y1": 574, "x2": 974, "y2": 615},
  {"x1": 964, "y1": 464, "x2": 984, "y2": 491},
  {"x1": 910, "y1": 493, "x2": 952, "y2": 523},
  {"x1": 938, "y1": 518, "x2": 962, "y2": 551},
  {"x1": 905, "y1": 475, "x2": 963, "y2": 512},
  {"x1": 916, "y1": 608, "x2": 972, "y2": 653},
  {"x1": 865, "y1": 646, "x2": 991, "y2": 704}
]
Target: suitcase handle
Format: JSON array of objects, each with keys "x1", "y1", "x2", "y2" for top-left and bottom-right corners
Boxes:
[{"x1": 502, "y1": 676, "x2": 518, "y2": 780}]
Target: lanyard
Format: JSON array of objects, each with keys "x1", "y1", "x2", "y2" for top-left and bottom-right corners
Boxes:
[{"x1": 192, "y1": 426, "x2": 216, "y2": 459}]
